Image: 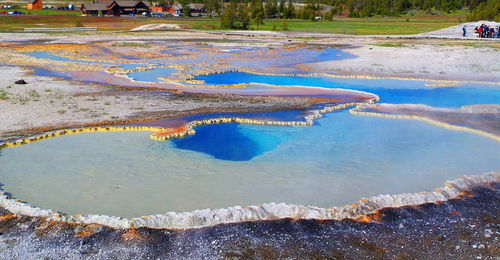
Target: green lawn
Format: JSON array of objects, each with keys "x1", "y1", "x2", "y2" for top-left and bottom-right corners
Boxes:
[
  {"x1": 0, "y1": 13, "x2": 462, "y2": 35},
  {"x1": 0, "y1": 8, "x2": 79, "y2": 16},
  {"x1": 180, "y1": 17, "x2": 461, "y2": 35}
]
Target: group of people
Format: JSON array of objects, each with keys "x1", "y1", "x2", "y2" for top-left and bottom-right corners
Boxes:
[{"x1": 467, "y1": 24, "x2": 500, "y2": 38}]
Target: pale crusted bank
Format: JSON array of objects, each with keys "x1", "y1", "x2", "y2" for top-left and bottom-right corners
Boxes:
[{"x1": 0, "y1": 172, "x2": 497, "y2": 229}]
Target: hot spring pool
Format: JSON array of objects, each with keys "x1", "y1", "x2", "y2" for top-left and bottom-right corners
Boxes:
[
  {"x1": 0, "y1": 111, "x2": 498, "y2": 218},
  {"x1": 197, "y1": 72, "x2": 500, "y2": 108}
]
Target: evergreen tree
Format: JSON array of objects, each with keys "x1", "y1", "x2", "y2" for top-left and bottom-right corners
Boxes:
[
  {"x1": 278, "y1": 0, "x2": 286, "y2": 17},
  {"x1": 236, "y1": 2, "x2": 251, "y2": 29},
  {"x1": 251, "y1": 0, "x2": 265, "y2": 28},
  {"x1": 285, "y1": 0, "x2": 295, "y2": 18},
  {"x1": 280, "y1": 18, "x2": 289, "y2": 30},
  {"x1": 220, "y1": 0, "x2": 251, "y2": 29},
  {"x1": 206, "y1": 0, "x2": 221, "y2": 16},
  {"x1": 220, "y1": 0, "x2": 237, "y2": 28},
  {"x1": 467, "y1": 0, "x2": 500, "y2": 21},
  {"x1": 180, "y1": 0, "x2": 192, "y2": 16},
  {"x1": 265, "y1": 0, "x2": 278, "y2": 18}
]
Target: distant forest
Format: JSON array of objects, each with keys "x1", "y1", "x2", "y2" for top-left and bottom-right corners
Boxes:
[{"x1": 163, "y1": 0, "x2": 499, "y2": 29}]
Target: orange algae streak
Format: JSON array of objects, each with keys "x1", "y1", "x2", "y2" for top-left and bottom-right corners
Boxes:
[
  {"x1": 121, "y1": 228, "x2": 145, "y2": 242},
  {"x1": 0, "y1": 213, "x2": 16, "y2": 221},
  {"x1": 356, "y1": 211, "x2": 385, "y2": 223},
  {"x1": 10, "y1": 43, "x2": 90, "y2": 53},
  {"x1": 154, "y1": 125, "x2": 189, "y2": 137},
  {"x1": 76, "y1": 224, "x2": 103, "y2": 238}
]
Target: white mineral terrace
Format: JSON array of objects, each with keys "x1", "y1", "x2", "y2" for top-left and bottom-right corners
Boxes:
[
  {"x1": 0, "y1": 172, "x2": 497, "y2": 229},
  {"x1": 0, "y1": 100, "x2": 376, "y2": 148}
]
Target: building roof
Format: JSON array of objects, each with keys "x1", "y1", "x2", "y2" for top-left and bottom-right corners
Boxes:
[
  {"x1": 108, "y1": 0, "x2": 149, "y2": 8},
  {"x1": 81, "y1": 3, "x2": 108, "y2": 11},
  {"x1": 189, "y1": 3, "x2": 205, "y2": 10}
]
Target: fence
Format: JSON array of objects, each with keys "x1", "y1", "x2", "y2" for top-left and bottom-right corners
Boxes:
[{"x1": 24, "y1": 27, "x2": 98, "y2": 32}]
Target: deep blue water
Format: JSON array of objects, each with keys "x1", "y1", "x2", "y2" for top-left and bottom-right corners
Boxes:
[
  {"x1": 1, "y1": 110, "x2": 498, "y2": 216},
  {"x1": 172, "y1": 123, "x2": 282, "y2": 161},
  {"x1": 197, "y1": 72, "x2": 500, "y2": 108}
]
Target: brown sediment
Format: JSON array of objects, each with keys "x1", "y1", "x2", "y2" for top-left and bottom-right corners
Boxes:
[{"x1": 350, "y1": 103, "x2": 500, "y2": 141}]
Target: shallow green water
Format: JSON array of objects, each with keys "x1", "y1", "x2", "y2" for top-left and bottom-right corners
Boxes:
[{"x1": 0, "y1": 111, "x2": 498, "y2": 217}]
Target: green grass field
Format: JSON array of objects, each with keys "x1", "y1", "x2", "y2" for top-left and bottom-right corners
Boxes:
[
  {"x1": 247, "y1": 18, "x2": 462, "y2": 35},
  {"x1": 0, "y1": 11, "x2": 462, "y2": 35},
  {"x1": 0, "y1": 8, "x2": 79, "y2": 16}
]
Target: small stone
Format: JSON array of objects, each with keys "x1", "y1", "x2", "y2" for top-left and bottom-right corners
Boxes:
[
  {"x1": 74, "y1": 225, "x2": 83, "y2": 233},
  {"x1": 478, "y1": 244, "x2": 485, "y2": 249},
  {"x1": 455, "y1": 245, "x2": 460, "y2": 250},
  {"x1": 14, "y1": 79, "x2": 27, "y2": 84},
  {"x1": 484, "y1": 229, "x2": 493, "y2": 238}
]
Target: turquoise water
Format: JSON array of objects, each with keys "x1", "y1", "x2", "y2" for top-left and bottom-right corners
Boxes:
[
  {"x1": 0, "y1": 111, "x2": 498, "y2": 217},
  {"x1": 4, "y1": 46, "x2": 498, "y2": 218},
  {"x1": 197, "y1": 72, "x2": 500, "y2": 108},
  {"x1": 25, "y1": 51, "x2": 143, "y2": 70},
  {"x1": 128, "y1": 67, "x2": 177, "y2": 82}
]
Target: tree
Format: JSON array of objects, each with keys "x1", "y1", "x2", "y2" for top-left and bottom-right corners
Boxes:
[
  {"x1": 278, "y1": 0, "x2": 286, "y2": 17},
  {"x1": 280, "y1": 18, "x2": 289, "y2": 30},
  {"x1": 251, "y1": 0, "x2": 265, "y2": 28},
  {"x1": 220, "y1": 0, "x2": 237, "y2": 28},
  {"x1": 180, "y1": 0, "x2": 192, "y2": 16},
  {"x1": 220, "y1": 0, "x2": 251, "y2": 29},
  {"x1": 265, "y1": 0, "x2": 278, "y2": 18},
  {"x1": 206, "y1": 0, "x2": 221, "y2": 16},
  {"x1": 182, "y1": 4, "x2": 192, "y2": 16},
  {"x1": 467, "y1": 0, "x2": 500, "y2": 21},
  {"x1": 285, "y1": 0, "x2": 295, "y2": 18},
  {"x1": 236, "y1": 2, "x2": 251, "y2": 29}
]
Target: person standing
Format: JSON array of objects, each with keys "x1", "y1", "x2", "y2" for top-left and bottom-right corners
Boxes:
[{"x1": 462, "y1": 25, "x2": 467, "y2": 37}]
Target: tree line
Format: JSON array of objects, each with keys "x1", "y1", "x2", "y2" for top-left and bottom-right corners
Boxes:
[{"x1": 156, "y1": 0, "x2": 498, "y2": 28}]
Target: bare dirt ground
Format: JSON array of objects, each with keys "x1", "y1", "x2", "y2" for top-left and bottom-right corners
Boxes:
[
  {"x1": 1, "y1": 29, "x2": 498, "y2": 82},
  {"x1": 0, "y1": 66, "x2": 316, "y2": 140},
  {"x1": 0, "y1": 30, "x2": 498, "y2": 139},
  {"x1": 306, "y1": 41, "x2": 500, "y2": 81}
]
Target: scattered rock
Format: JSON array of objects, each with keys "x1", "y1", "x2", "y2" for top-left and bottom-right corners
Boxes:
[
  {"x1": 14, "y1": 79, "x2": 27, "y2": 84},
  {"x1": 74, "y1": 225, "x2": 83, "y2": 234},
  {"x1": 484, "y1": 229, "x2": 493, "y2": 238}
]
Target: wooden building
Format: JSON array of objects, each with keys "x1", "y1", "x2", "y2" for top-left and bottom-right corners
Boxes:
[
  {"x1": 81, "y1": 0, "x2": 150, "y2": 16},
  {"x1": 81, "y1": 3, "x2": 108, "y2": 15},
  {"x1": 108, "y1": 1, "x2": 150, "y2": 15},
  {"x1": 27, "y1": 0, "x2": 43, "y2": 10}
]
